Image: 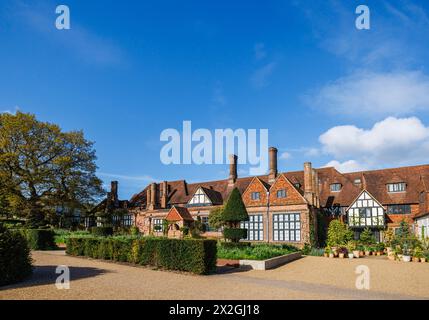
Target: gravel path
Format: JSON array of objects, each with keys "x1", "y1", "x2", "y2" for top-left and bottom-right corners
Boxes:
[{"x1": 1, "y1": 251, "x2": 428, "y2": 300}]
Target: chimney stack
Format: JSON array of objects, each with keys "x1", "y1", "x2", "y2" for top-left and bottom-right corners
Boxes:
[
  {"x1": 150, "y1": 183, "x2": 156, "y2": 209},
  {"x1": 228, "y1": 154, "x2": 238, "y2": 186},
  {"x1": 111, "y1": 181, "x2": 119, "y2": 205},
  {"x1": 312, "y1": 168, "x2": 320, "y2": 208},
  {"x1": 304, "y1": 162, "x2": 314, "y2": 205},
  {"x1": 268, "y1": 147, "x2": 278, "y2": 183},
  {"x1": 146, "y1": 187, "x2": 152, "y2": 210},
  {"x1": 161, "y1": 181, "x2": 168, "y2": 208}
]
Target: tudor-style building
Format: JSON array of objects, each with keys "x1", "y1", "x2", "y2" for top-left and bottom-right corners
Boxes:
[{"x1": 99, "y1": 147, "x2": 429, "y2": 247}]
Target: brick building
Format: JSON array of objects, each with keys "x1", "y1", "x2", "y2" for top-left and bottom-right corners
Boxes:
[{"x1": 111, "y1": 147, "x2": 429, "y2": 247}]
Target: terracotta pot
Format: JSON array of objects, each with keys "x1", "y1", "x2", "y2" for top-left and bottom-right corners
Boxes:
[
  {"x1": 421, "y1": 258, "x2": 427, "y2": 263},
  {"x1": 359, "y1": 251, "x2": 364, "y2": 257},
  {"x1": 412, "y1": 257, "x2": 420, "y2": 262},
  {"x1": 365, "y1": 251, "x2": 371, "y2": 256},
  {"x1": 376, "y1": 252, "x2": 381, "y2": 256},
  {"x1": 339, "y1": 253, "x2": 345, "y2": 259},
  {"x1": 323, "y1": 253, "x2": 328, "y2": 258}
]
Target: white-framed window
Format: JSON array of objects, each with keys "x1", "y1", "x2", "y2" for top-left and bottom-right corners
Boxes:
[
  {"x1": 330, "y1": 183, "x2": 342, "y2": 192},
  {"x1": 273, "y1": 213, "x2": 301, "y2": 242},
  {"x1": 354, "y1": 179, "x2": 362, "y2": 185},
  {"x1": 387, "y1": 183, "x2": 406, "y2": 193},
  {"x1": 153, "y1": 218, "x2": 163, "y2": 232},
  {"x1": 387, "y1": 204, "x2": 411, "y2": 215},
  {"x1": 241, "y1": 215, "x2": 264, "y2": 241},
  {"x1": 251, "y1": 192, "x2": 260, "y2": 200},
  {"x1": 276, "y1": 189, "x2": 286, "y2": 198}
]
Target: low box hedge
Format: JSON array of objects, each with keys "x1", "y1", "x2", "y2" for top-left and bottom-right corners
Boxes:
[
  {"x1": 66, "y1": 236, "x2": 217, "y2": 275},
  {"x1": 223, "y1": 228, "x2": 247, "y2": 242},
  {"x1": 24, "y1": 229, "x2": 56, "y2": 250}
]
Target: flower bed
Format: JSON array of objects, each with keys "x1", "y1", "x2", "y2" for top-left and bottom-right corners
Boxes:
[{"x1": 217, "y1": 243, "x2": 298, "y2": 261}]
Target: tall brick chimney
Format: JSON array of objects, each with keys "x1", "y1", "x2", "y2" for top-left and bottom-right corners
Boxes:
[
  {"x1": 161, "y1": 181, "x2": 168, "y2": 208},
  {"x1": 146, "y1": 186, "x2": 152, "y2": 210},
  {"x1": 304, "y1": 162, "x2": 314, "y2": 206},
  {"x1": 268, "y1": 147, "x2": 278, "y2": 183},
  {"x1": 228, "y1": 154, "x2": 238, "y2": 186},
  {"x1": 312, "y1": 168, "x2": 320, "y2": 208},
  {"x1": 111, "y1": 181, "x2": 119, "y2": 205},
  {"x1": 150, "y1": 183, "x2": 156, "y2": 209}
]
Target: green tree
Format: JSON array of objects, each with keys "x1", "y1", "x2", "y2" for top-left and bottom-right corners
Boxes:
[
  {"x1": 359, "y1": 227, "x2": 375, "y2": 245},
  {"x1": 221, "y1": 188, "x2": 249, "y2": 242},
  {"x1": 0, "y1": 112, "x2": 104, "y2": 227},
  {"x1": 208, "y1": 206, "x2": 224, "y2": 230},
  {"x1": 327, "y1": 220, "x2": 353, "y2": 247}
]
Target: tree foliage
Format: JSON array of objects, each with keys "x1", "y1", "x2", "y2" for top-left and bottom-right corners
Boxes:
[
  {"x1": 221, "y1": 188, "x2": 248, "y2": 226},
  {"x1": 208, "y1": 206, "x2": 224, "y2": 230},
  {"x1": 326, "y1": 219, "x2": 353, "y2": 247},
  {"x1": 0, "y1": 112, "x2": 104, "y2": 227}
]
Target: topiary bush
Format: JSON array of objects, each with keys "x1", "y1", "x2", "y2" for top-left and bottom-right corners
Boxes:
[
  {"x1": 221, "y1": 188, "x2": 249, "y2": 242},
  {"x1": 25, "y1": 229, "x2": 56, "y2": 250},
  {"x1": 223, "y1": 228, "x2": 247, "y2": 242},
  {"x1": 90, "y1": 226, "x2": 113, "y2": 237},
  {"x1": 66, "y1": 236, "x2": 217, "y2": 275},
  {"x1": 0, "y1": 224, "x2": 33, "y2": 286}
]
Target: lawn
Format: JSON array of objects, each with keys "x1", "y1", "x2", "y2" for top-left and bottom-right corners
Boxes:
[{"x1": 217, "y1": 243, "x2": 299, "y2": 260}]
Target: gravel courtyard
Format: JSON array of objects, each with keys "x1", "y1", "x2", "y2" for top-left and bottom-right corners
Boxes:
[{"x1": 1, "y1": 251, "x2": 428, "y2": 300}]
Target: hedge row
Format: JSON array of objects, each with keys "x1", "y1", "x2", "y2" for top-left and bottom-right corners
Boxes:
[
  {"x1": 90, "y1": 226, "x2": 113, "y2": 237},
  {"x1": 0, "y1": 225, "x2": 33, "y2": 286},
  {"x1": 66, "y1": 237, "x2": 217, "y2": 275},
  {"x1": 24, "y1": 229, "x2": 56, "y2": 250}
]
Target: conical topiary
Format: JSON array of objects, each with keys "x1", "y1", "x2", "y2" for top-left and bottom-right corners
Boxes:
[{"x1": 221, "y1": 187, "x2": 249, "y2": 225}]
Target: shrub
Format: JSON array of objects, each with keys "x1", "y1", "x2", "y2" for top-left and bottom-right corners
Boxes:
[
  {"x1": 359, "y1": 227, "x2": 375, "y2": 245},
  {"x1": 0, "y1": 224, "x2": 33, "y2": 286},
  {"x1": 90, "y1": 226, "x2": 113, "y2": 237},
  {"x1": 25, "y1": 229, "x2": 56, "y2": 250},
  {"x1": 223, "y1": 228, "x2": 247, "y2": 242},
  {"x1": 66, "y1": 236, "x2": 217, "y2": 274},
  {"x1": 327, "y1": 220, "x2": 353, "y2": 247}
]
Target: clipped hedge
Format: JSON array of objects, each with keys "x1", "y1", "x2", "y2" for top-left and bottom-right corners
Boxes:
[
  {"x1": 0, "y1": 225, "x2": 33, "y2": 286},
  {"x1": 220, "y1": 241, "x2": 251, "y2": 249},
  {"x1": 90, "y1": 226, "x2": 114, "y2": 237},
  {"x1": 25, "y1": 229, "x2": 56, "y2": 250},
  {"x1": 223, "y1": 228, "x2": 247, "y2": 242},
  {"x1": 66, "y1": 237, "x2": 217, "y2": 275}
]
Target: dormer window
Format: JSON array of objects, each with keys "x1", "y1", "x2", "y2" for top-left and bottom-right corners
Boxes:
[
  {"x1": 277, "y1": 189, "x2": 286, "y2": 198},
  {"x1": 294, "y1": 183, "x2": 301, "y2": 188},
  {"x1": 387, "y1": 182, "x2": 406, "y2": 193},
  {"x1": 330, "y1": 183, "x2": 342, "y2": 192},
  {"x1": 251, "y1": 192, "x2": 260, "y2": 200},
  {"x1": 354, "y1": 179, "x2": 361, "y2": 185}
]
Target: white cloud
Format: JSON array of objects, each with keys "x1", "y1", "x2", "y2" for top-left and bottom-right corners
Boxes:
[
  {"x1": 1, "y1": 106, "x2": 20, "y2": 114},
  {"x1": 250, "y1": 62, "x2": 277, "y2": 88},
  {"x1": 319, "y1": 116, "x2": 429, "y2": 169},
  {"x1": 307, "y1": 71, "x2": 429, "y2": 117},
  {"x1": 324, "y1": 160, "x2": 367, "y2": 173},
  {"x1": 279, "y1": 152, "x2": 291, "y2": 160}
]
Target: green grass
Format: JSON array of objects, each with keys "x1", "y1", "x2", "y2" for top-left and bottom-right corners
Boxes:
[{"x1": 217, "y1": 243, "x2": 298, "y2": 260}]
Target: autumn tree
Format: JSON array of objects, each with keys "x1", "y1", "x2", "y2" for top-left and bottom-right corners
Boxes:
[{"x1": 0, "y1": 112, "x2": 104, "y2": 227}]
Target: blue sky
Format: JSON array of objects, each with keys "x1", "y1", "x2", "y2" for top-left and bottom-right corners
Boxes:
[{"x1": 1, "y1": 0, "x2": 429, "y2": 199}]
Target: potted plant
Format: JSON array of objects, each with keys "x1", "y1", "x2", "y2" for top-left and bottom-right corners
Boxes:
[
  {"x1": 402, "y1": 245, "x2": 411, "y2": 262},
  {"x1": 329, "y1": 248, "x2": 335, "y2": 259},
  {"x1": 377, "y1": 242, "x2": 385, "y2": 256},
  {"x1": 413, "y1": 247, "x2": 423, "y2": 263},
  {"x1": 346, "y1": 241, "x2": 355, "y2": 259},
  {"x1": 364, "y1": 245, "x2": 371, "y2": 256},
  {"x1": 323, "y1": 247, "x2": 329, "y2": 258},
  {"x1": 423, "y1": 251, "x2": 429, "y2": 263},
  {"x1": 338, "y1": 247, "x2": 347, "y2": 259}
]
